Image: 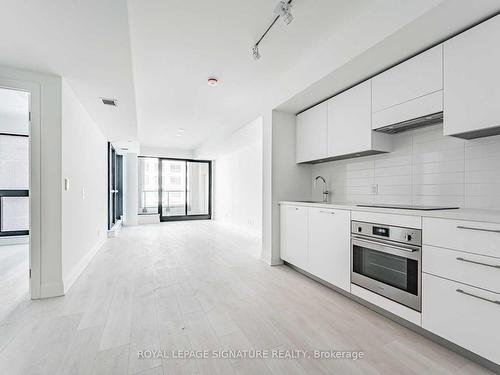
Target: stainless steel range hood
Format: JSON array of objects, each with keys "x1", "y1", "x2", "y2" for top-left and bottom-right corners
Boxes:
[{"x1": 373, "y1": 112, "x2": 443, "y2": 134}]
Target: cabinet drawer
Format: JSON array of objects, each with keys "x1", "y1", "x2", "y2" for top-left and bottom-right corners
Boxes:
[
  {"x1": 423, "y1": 217, "x2": 500, "y2": 258},
  {"x1": 422, "y1": 273, "x2": 500, "y2": 364},
  {"x1": 423, "y1": 245, "x2": 500, "y2": 293}
]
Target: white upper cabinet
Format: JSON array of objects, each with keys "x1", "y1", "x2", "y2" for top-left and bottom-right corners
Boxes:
[
  {"x1": 444, "y1": 14, "x2": 500, "y2": 139},
  {"x1": 296, "y1": 102, "x2": 328, "y2": 163},
  {"x1": 372, "y1": 45, "x2": 443, "y2": 130},
  {"x1": 308, "y1": 207, "x2": 350, "y2": 291},
  {"x1": 327, "y1": 80, "x2": 391, "y2": 158}
]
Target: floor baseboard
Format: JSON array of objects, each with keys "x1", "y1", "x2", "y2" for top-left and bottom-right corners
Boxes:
[{"x1": 63, "y1": 237, "x2": 106, "y2": 294}]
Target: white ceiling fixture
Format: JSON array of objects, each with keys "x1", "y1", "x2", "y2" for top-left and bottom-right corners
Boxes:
[
  {"x1": 207, "y1": 77, "x2": 219, "y2": 86},
  {"x1": 252, "y1": 0, "x2": 294, "y2": 61}
]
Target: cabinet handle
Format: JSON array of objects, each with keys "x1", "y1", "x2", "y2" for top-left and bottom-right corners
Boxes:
[
  {"x1": 456, "y1": 225, "x2": 500, "y2": 234},
  {"x1": 456, "y1": 257, "x2": 500, "y2": 269},
  {"x1": 456, "y1": 289, "x2": 500, "y2": 305},
  {"x1": 319, "y1": 210, "x2": 334, "y2": 214}
]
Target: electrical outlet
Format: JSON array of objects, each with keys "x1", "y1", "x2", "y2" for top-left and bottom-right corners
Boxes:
[{"x1": 371, "y1": 184, "x2": 379, "y2": 194}]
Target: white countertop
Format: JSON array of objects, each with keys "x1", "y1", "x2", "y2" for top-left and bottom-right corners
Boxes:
[{"x1": 279, "y1": 201, "x2": 500, "y2": 224}]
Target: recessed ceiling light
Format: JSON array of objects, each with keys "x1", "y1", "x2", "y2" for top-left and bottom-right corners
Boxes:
[
  {"x1": 207, "y1": 77, "x2": 219, "y2": 87},
  {"x1": 176, "y1": 134, "x2": 182, "y2": 137},
  {"x1": 178, "y1": 128, "x2": 185, "y2": 132}
]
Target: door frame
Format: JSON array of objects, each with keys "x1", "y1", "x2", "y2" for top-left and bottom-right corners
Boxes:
[
  {"x1": 0, "y1": 78, "x2": 41, "y2": 299},
  {"x1": 138, "y1": 156, "x2": 212, "y2": 222},
  {"x1": 107, "y1": 143, "x2": 123, "y2": 229}
]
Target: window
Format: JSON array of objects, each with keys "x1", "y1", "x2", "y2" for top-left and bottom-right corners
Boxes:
[
  {"x1": 138, "y1": 157, "x2": 211, "y2": 220},
  {"x1": 0, "y1": 87, "x2": 30, "y2": 237},
  {"x1": 138, "y1": 157, "x2": 159, "y2": 214}
]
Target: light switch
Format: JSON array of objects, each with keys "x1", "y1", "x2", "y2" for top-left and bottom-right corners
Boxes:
[{"x1": 64, "y1": 178, "x2": 70, "y2": 191}]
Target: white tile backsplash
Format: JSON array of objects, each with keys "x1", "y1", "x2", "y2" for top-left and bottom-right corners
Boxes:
[{"x1": 311, "y1": 124, "x2": 500, "y2": 210}]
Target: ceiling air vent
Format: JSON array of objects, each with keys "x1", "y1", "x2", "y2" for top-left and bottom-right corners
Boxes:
[{"x1": 101, "y1": 97, "x2": 118, "y2": 107}]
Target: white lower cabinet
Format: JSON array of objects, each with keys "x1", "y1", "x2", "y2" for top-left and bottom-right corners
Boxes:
[
  {"x1": 308, "y1": 207, "x2": 350, "y2": 291},
  {"x1": 280, "y1": 205, "x2": 350, "y2": 291},
  {"x1": 280, "y1": 205, "x2": 308, "y2": 270},
  {"x1": 422, "y1": 273, "x2": 500, "y2": 365}
]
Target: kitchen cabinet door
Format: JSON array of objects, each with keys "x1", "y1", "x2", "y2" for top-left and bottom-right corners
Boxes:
[
  {"x1": 372, "y1": 45, "x2": 443, "y2": 114},
  {"x1": 444, "y1": 14, "x2": 500, "y2": 138},
  {"x1": 296, "y1": 102, "x2": 328, "y2": 163},
  {"x1": 280, "y1": 205, "x2": 308, "y2": 269},
  {"x1": 308, "y1": 207, "x2": 350, "y2": 291},
  {"x1": 328, "y1": 81, "x2": 371, "y2": 156},
  {"x1": 422, "y1": 273, "x2": 500, "y2": 365},
  {"x1": 327, "y1": 80, "x2": 390, "y2": 158}
]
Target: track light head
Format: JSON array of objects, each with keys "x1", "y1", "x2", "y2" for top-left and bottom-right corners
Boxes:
[
  {"x1": 274, "y1": 1, "x2": 294, "y2": 25},
  {"x1": 252, "y1": 44, "x2": 261, "y2": 60}
]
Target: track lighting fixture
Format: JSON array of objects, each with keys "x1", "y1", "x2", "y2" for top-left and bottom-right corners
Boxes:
[
  {"x1": 251, "y1": 0, "x2": 294, "y2": 61},
  {"x1": 252, "y1": 45, "x2": 261, "y2": 60},
  {"x1": 274, "y1": 0, "x2": 294, "y2": 25}
]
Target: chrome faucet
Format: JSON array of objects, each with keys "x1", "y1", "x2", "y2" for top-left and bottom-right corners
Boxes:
[{"x1": 314, "y1": 176, "x2": 329, "y2": 203}]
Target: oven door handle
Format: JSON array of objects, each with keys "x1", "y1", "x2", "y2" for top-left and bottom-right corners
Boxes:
[{"x1": 351, "y1": 236, "x2": 421, "y2": 257}]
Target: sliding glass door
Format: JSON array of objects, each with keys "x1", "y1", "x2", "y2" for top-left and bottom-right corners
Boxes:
[
  {"x1": 158, "y1": 158, "x2": 211, "y2": 221},
  {"x1": 161, "y1": 159, "x2": 186, "y2": 217},
  {"x1": 186, "y1": 161, "x2": 210, "y2": 216}
]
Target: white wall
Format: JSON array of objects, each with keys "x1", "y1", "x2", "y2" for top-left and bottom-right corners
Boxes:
[
  {"x1": 311, "y1": 124, "x2": 500, "y2": 210},
  {"x1": 214, "y1": 117, "x2": 263, "y2": 236},
  {"x1": 261, "y1": 110, "x2": 312, "y2": 265},
  {"x1": 123, "y1": 153, "x2": 139, "y2": 226},
  {"x1": 140, "y1": 145, "x2": 193, "y2": 159},
  {"x1": 61, "y1": 80, "x2": 107, "y2": 292}
]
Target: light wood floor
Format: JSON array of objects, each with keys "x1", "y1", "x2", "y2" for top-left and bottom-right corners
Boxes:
[
  {"x1": 0, "y1": 243, "x2": 29, "y2": 323},
  {"x1": 0, "y1": 221, "x2": 495, "y2": 375}
]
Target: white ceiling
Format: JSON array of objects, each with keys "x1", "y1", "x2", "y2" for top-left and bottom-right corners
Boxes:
[
  {"x1": 127, "y1": 0, "x2": 368, "y2": 150},
  {"x1": 1, "y1": 1, "x2": 499, "y2": 153},
  {"x1": 0, "y1": 0, "x2": 137, "y2": 141}
]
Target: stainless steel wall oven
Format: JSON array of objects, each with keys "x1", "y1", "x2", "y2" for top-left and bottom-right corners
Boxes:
[{"x1": 351, "y1": 221, "x2": 422, "y2": 311}]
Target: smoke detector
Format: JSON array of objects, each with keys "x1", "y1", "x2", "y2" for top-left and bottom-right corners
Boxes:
[{"x1": 207, "y1": 77, "x2": 219, "y2": 87}]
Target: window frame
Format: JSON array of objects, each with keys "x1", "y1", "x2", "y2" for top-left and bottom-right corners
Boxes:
[
  {"x1": 0, "y1": 132, "x2": 30, "y2": 237},
  {"x1": 138, "y1": 156, "x2": 212, "y2": 222}
]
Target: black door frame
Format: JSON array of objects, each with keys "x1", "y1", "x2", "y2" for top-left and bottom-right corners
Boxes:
[
  {"x1": 107, "y1": 143, "x2": 123, "y2": 230},
  {"x1": 0, "y1": 132, "x2": 30, "y2": 237},
  {"x1": 138, "y1": 156, "x2": 212, "y2": 222}
]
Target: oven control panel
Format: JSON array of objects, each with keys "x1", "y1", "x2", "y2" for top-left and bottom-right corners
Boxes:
[{"x1": 352, "y1": 221, "x2": 422, "y2": 246}]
